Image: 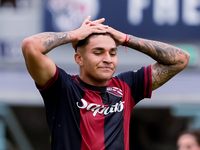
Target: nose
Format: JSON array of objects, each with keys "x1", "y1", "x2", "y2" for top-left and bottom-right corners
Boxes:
[{"x1": 102, "y1": 52, "x2": 112, "y2": 63}]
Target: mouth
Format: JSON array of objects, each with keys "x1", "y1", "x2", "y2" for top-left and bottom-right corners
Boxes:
[{"x1": 98, "y1": 67, "x2": 113, "y2": 71}]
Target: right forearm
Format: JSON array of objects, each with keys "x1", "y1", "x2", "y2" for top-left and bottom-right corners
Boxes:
[{"x1": 23, "y1": 31, "x2": 74, "y2": 54}]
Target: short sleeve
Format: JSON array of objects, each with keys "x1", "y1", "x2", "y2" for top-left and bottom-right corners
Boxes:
[
  {"x1": 36, "y1": 66, "x2": 59, "y2": 91},
  {"x1": 35, "y1": 66, "x2": 73, "y2": 131},
  {"x1": 116, "y1": 65, "x2": 152, "y2": 104}
]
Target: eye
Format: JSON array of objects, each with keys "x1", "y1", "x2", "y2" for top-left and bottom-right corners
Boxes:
[
  {"x1": 93, "y1": 50, "x2": 103, "y2": 55},
  {"x1": 110, "y1": 53, "x2": 115, "y2": 56},
  {"x1": 110, "y1": 52, "x2": 117, "y2": 56},
  {"x1": 94, "y1": 52, "x2": 101, "y2": 55}
]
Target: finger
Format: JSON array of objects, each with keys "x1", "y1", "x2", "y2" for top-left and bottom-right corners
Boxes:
[
  {"x1": 89, "y1": 27, "x2": 106, "y2": 33},
  {"x1": 92, "y1": 18, "x2": 105, "y2": 24},
  {"x1": 87, "y1": 18, "x2": 106, "y2": 26},
  {"x1": 83, "y1": 16, "x2": 91, "y2": 24},
  {"x1": 98, "y1": 25, "x2": 109, "y2": 30},
  {"x1": 89, "y1": 23, "x2": 109, "y2": 30},
  {"x1": 104, "y1": 26, "x2": 113, "y2": 33},
  {"x1": 92, "y1": 24, "x2": 109, "y2": 31},
  {"x1": 92, "y1": 29, "x2": 107, "y2": 34}
]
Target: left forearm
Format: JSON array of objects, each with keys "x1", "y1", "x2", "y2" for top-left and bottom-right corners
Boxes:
[{"x1": 126, "y1": 35, "x2": 190, "y2": 67}]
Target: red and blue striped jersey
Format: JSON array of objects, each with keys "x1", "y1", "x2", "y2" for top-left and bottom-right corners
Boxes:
[{"x1": 37, "y1": 65, "x2": 152, "y2": 150}]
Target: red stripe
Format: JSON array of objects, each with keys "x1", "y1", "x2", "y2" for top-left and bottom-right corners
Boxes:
[
  {"x1": 38, "y1": 66, "x2": 59, "y2": 91},
  {"x1": 144, "y1": 66, "x2": 148, "y2": 97},
  {"x1": 148, "y1": 65, "x2": 152, "y2": 98},
  {"x1": 80, "y1": 93, "x2": 105, "y2": 150}
]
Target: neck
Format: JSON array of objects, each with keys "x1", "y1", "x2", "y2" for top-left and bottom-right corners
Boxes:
[
  {"x1": 79, "y1": 72, "x2": 108, "y2": 87},
  {"x1": 79, "y1": 75, "x2": 108, "y2": 87}
]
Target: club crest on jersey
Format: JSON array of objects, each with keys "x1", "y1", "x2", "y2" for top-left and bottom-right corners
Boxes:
[{"x1": 107, "y1": 87, "x2": 123, "y2": 97}]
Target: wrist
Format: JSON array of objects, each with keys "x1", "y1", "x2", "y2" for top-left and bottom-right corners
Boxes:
[
  {"x1": 122, "y1": 34, "x2": 130, "y2": 46},
  {"x1": 68, "y1": 31, "x2": 78, "y2": 42},
  {"x1": 122, "y1": 34, "x2": 131, "y2": 52}
]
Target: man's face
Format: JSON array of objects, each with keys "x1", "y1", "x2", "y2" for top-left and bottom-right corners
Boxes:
[
  {"x1": 177, "y1": 134, "x2": 200, "y2": 150},
  {"x1": 78, "y1": 35, "x2": 118, "y2": 86}
]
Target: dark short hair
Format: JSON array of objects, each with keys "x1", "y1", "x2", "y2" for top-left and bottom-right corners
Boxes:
[{"x1": 75, "y1": 33, "x2": 113, "y2": 52}]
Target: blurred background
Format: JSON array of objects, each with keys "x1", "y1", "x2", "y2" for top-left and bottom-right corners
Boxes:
[{"x1": 0, "y1": 0, "x2": 200, "y2": 149}]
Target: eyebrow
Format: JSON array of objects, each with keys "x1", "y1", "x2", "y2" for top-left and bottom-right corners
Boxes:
[{"x1": 92, "y1": 47, "x2": 117, "y2": 51}]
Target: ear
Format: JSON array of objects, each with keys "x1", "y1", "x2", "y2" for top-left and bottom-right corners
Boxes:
[{"x1": 74, "y1": 53, "x2": 83, "y2": 66}]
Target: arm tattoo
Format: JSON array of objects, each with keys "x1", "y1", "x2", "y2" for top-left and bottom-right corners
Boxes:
[
  {"x1": 126, "y1": 35, "x2": 190, "y2": 90},
  {"x1": 151, "y1": 63, "x2": 180, "y2": 90},
  {"x1": 33, "y1": 32, "x2": 72, "y2": 53},
  {"x1": 127, "y1": 35, "x2": 189, "y2": 65}
]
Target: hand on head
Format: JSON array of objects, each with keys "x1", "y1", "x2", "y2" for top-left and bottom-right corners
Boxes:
[
  {"x1": 105, "y1": 26, "x2": 127, "y2": 46},
  {"x1": 72, "y1": 16, "x2": 127, "y2": 49},
  {"x1": 71, "y1": 16, "x2": 108, "y2": 49}
]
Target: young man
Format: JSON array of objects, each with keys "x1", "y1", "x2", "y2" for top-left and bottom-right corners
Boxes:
[{"x1": 22, "y1": 16, "x2": 190, "y2": 150}]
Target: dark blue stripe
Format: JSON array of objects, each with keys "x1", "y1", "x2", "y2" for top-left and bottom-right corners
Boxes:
[{"x1": 104, "y1": 111, "x2": 125, "y2": 150}]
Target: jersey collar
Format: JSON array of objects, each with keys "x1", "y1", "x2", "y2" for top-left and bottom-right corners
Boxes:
[{"x1": 76, "y1": 76, "x2": 107, "y2": 92}]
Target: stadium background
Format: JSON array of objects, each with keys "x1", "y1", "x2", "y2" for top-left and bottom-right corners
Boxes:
[{"x1": 0, "y1": 0, "x2": 200, "y2": 149}]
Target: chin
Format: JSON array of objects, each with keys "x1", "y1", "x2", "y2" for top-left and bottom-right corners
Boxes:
[{"x1": 99, "y1": 73, "x2": 114, "y2": 81}]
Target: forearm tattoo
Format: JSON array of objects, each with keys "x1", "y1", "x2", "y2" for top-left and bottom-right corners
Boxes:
[
  {"x1": 127, "y1": 35, "x2": 190, "y2": 90},
  {"x1": 32, "y1": 32, "x2": 72, "y2": 53},
  {"x1": 151, "y1": 63, "x2": 178, "y2": 90},
  {"x1": 127, "y1": 35, "x2": 189, "y2": 65}
]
